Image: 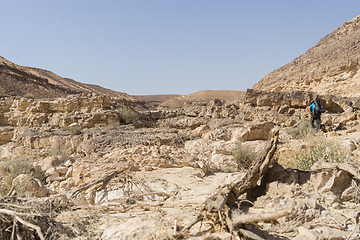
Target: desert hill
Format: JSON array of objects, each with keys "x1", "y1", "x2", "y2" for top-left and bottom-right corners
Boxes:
[
  {"x1": 0, "y1": 56, "x2": 134, "y2": 100},
  {"x1": 179, "y1": 90, "x2": 245, "y2": 101},
  {"x1": 133, "y1": 90, "x2": 245, "y2": 110},
  {"x1": 252, "y1": 14, "x2": 360, "y2": 97},
  {"x1": 160, "y1": 90, "x2": 245, "y2": 109}
]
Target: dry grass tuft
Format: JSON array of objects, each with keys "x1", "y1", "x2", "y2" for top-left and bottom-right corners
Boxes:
[
  {"x1": 232, "y1": 142, "x2": 258, "y2": 170},
  {"x1": 23, "y1": 93, "x2": 35, "y2": 99},
  {"x1": 279, "y1": 130, "x2": 350, "y2": 170},
  {"x1": 286, "y1": 119, "x2": 315, "y2": 139}
]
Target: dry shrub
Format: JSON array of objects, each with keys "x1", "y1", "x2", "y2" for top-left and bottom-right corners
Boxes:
[
  {"x1": 232, "y1": 142, "x2": 258, "y2": 170},
  {"x1": 67, "y1": 124, "x2": 83, "y2": 135},
  {"x1": 104, "y1": 119, "x2": 120, "y2": 130},
  {"x1": 23, "y1": 92, "x2": 35, "y2": 99},
  {"x1": 286, "y1": 119, "x2": 315, "y2": 139},
  {"x1": 0, "y1": 157, "x2": 45, "y2": 197},
  {"x1": 279, "y1": 133, "x2": 350, "y2": 170},
  {"x1": 0, "y1": 196, "x2": 75, "y2": 239}
]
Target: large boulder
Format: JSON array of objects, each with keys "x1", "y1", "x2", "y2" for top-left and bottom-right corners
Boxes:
[
  {"x1": 231, "y1": 122, "x2": 274, "y2": 142},
  {"x1": 41, "y1": 156, "x2": 65, "y2": 171}
]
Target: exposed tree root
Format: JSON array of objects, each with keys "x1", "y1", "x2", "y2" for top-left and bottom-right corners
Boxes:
[{"x1": 177, "y1": 127, "x2": 282, "y2": 238}]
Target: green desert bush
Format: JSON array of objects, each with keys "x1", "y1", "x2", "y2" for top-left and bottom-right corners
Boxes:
[
  {"x1": 232, "y1": 142, "x2": 258, "y2": 170},
  {"x1": 223, "y1": 165, "x2": 234, "y2": 173},
  {"x1": 279, "y1": 134, "x2": 350, "y2": 171},
  {"x1": 0, "y1": 157, "x2": 46, "y2": 197},
  {"x1": 23, "y1": 92, "x2": 35, "y2": 99}
]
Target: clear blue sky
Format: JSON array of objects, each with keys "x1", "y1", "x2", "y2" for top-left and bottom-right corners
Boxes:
[{"x1": 1, "y1": 1, "x2": 359, "y2": 95}]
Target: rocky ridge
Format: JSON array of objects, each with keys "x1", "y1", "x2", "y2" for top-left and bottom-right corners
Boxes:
[
  {"x1": 0, "y1": 56, "x2": 134, "y2": 100},
  {"x1": 1, "y1": 90, "x2": 360, "y2": 239},
  {"x1": 252, "y1": 14, "x2": 360, "y2": 97}
]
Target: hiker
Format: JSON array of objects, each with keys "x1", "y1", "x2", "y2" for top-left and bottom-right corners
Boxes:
[{"x1": 308, "y1": 98, "x2": 324, "y2": 130}]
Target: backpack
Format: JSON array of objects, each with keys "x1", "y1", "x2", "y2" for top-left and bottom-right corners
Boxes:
[{"x1": 313, "y1": 98, "x2": 325, "y2": 115}]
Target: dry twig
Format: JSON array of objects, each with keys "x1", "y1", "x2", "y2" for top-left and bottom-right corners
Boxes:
[
  {"x1": 15, "y1": 215, "x2": 45, "y2": 240},
  {"x1": 0, "y1": 208, "x2": 45, "y2": 240}
]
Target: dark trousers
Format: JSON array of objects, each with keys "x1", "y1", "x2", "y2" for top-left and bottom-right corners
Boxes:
[{"x1": 311, "y1": 114, "x2": 321, "y2": 130}]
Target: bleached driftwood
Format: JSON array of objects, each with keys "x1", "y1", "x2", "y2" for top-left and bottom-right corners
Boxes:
[
  {"x1": 238, "y1": 228, "x2": 265, "y2": 240},
  {"x1": 232, "y1": 209, "x2": 292, "y2": 227}
]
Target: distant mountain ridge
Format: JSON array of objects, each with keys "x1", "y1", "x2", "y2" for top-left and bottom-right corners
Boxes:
[
  {"x1": 252, "y1": 14, "x2": 360, "y2": 97},
  {"x1": 133, "y1": 90, "x2": 245, "y2": 110},
  {"x1": 0, "y1": 56, "x2": 134, "y2": 100}
]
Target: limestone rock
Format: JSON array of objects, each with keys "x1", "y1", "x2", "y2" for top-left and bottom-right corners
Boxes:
[
  {"x1": 0, "y1": 127, "x2": 14, "y2": 144},
  {"x1": 231, "y1": 128, "x2": 249, "y2": 142},
  {"x1": 191, "y1": 124, "x2": 210, "y2": 136},
  {"x1": 246, "y1": 121, "x2": 274, "y2": 141},
  {"x1": 203, "y1": 129, "x2": 231, "y2": 141},
  {"x1": 41, "y1": 156, "x2": 63, "y2": 171},
  {"x1": 296, "y1": 226, "x2": 346, "y2": 240},
  {"x1": 310, "y1": 168, "x2": 351, "y2": 196}
]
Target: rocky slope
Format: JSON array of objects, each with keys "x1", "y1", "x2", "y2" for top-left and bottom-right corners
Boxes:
[
  {"x1": 252, "y1": 14, "x2": 360, "y2": 97},
  {"x1": 1, "y1": 91, "x2": 360, "y2": 239},
  {"x1": 0, "y1": 56, "x2": 134, "y2": 100}
]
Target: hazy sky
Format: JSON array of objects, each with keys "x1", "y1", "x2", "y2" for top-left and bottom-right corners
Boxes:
[{"x1": 1, "y1": 1, "x2": 359, "y2": 95}]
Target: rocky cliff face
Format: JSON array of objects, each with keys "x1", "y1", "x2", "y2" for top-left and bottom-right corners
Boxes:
[
  {"x1": 252, "y1": 15, "x2": 360, "y2": 97},
  {"x1": 0, "y1": 56, "x2": 134, "y2": 100}
]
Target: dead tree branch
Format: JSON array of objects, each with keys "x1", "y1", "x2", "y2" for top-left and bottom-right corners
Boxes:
[
  {"x1": 179, "y1": 127, "x2": 280, "y2": 237},
  {"x1": 0, "y1": 208, "x2": 45, "y2": 240},
  {"x1": 70, "y1": 170, "x2": 121, "y2": 199},
  {"x1": 14, "y1": 215, "x2": 45, "y2": 240}
]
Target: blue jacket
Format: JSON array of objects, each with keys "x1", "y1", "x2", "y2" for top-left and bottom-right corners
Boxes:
[{"x1": 309, "y1": 103, "x2": 315, "y2": 113}]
